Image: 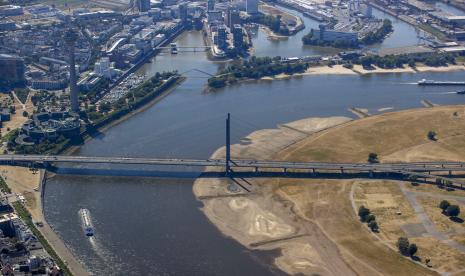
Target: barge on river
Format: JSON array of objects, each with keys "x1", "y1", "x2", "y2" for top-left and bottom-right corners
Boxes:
[
  {"x1": 418, "y1": 79, "x2": 465, "y2": 86},
  {"x1": 79, "y1": 209, "x2": 94, "y2": 236}
]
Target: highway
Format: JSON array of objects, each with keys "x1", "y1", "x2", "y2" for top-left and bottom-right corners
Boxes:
[
  {"x1": 1, "y1": 154, "x2": 465, "y2": 173},
  {"x1": 2, "y1": 154, "x2": 465, "y2": 188}
]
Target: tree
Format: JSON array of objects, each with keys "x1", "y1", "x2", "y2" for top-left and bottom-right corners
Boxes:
[
  {"x1": 427, "y1": 131, "x2": 437, "y2": 141},
  {"x1": 368, "y1": 153, "x2": 379, "y2": 163},
  {"x1": 365, "y1": 214, "x2": 376, "y2": 223},
  {"x1": 439, "y1": 200, "x2": 450, "y2": 212},
  {"x1": 397, "y1": 237, "x2": 410, "y2": 255},
  {"x1": 358, "y1": 205, "x2": 370, "y2": 221},
  {"x1": 446, "y1": 205, "x2": 460, "y2": 217},
  {"x1": 408, "y1": 243, "x2": 418, "y2": 256},
  {"x1": 368, "y1": 220, "x2": 379, "y2": 232}
]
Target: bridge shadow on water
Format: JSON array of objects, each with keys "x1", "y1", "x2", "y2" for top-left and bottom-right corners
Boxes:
[
  {"x1": 47, "y1": 167, "x2": 465, "y2": 190},
  {"x1": 51, "y1": 167, "x2": 394, "y2": 179}
]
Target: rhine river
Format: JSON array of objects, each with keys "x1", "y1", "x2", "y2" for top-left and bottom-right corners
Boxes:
[{"x1": 44, "y1": 5, "x2": 465, "y2": 275}]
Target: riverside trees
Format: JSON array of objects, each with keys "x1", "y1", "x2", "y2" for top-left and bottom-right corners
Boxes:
[{"x1": 208, "y1": 56, "x2": 310, "y2": 88}]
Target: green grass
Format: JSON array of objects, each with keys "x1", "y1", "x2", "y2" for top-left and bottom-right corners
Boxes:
[
  {"x1": 12, "y1": 202, "x2": 73, "y2": 276},
  {"x1": 419, "y1": 24, "x2": 448, "y2": 41},
  {"x1": 0, "y1": 176, "x2": 11, "y2": 193}
]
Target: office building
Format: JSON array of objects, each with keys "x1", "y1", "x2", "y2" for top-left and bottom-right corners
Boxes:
[
  {"x1": 0, "y1": 54, "x2": 25, "y2": 84},
  {"x1": 226, "y1": 8, "x2": 240, "y2": 28},
  {"x1": 139, "y1": 0, "x2": 151, "y2": 12},
  {"x1": 246, "y1": 0, "x2": 258, "y2": 14},
  {"x1": 217, "y1": 25, "x2": 227, "y2": 49},
  {"x1": 63, "y1": 28, "x2": 80, "y2": 112},
  {"x1": 207, "y1": 0, "x2": 215, "y2": 11},
  {"x1": 232, "y1": 24, "x2": 244, "y2": 48}
]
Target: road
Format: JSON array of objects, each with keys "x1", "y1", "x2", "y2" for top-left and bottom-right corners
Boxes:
[{"x1": 2, "y1": 155, "x2": 465, "y2": 188}]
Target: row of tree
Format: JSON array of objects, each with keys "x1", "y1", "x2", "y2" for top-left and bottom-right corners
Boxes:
[
  {"x1": 247, "y1": 13, "x2": 289, "y2": 35},
  {"x1": 358, "y1": 206, "x2": 379, "y2": 232},
  {"x1": 208, "y1": 56, "x2": 310, "y2": 88},
  {"x1": 354, "y1": 52, "x2": 456, "y2": 69},
  {"x1": 397, "y1": 237, "x2": 418, "y2": 257},
  {"x1": 439, "y1": 200, "x2": 461, "y2": 218}
]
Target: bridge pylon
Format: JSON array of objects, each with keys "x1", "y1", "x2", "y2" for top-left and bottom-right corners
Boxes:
[{"x1": 225, "y1": 113, "x2": 231, "y2": 176}]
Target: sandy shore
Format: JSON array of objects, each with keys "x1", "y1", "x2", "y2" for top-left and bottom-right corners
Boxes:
[
  {"x1": 257, "y1": 63, "x2": 465, "y2": 83},
  {"x1": 193, "y1": 116, "x2": 353, "y2": 275},
  {"x1": 351, "y1": 64, "x2": 417, "y2": 74},
  {"x1": 0, "y1": 167, "x2": 90, "y2": 276},
  {"x1": 415, "y1": 64, "x2": 465, "y2": 72}
]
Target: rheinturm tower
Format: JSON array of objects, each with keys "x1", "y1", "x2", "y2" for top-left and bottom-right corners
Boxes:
[{"x1": 63, "y1": 28, "x2": 79, "y2": 112}]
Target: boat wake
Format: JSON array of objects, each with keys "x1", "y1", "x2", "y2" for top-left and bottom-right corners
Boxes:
[{"x1": 427, "y1": 91, "x2": 460, "y2": 95}]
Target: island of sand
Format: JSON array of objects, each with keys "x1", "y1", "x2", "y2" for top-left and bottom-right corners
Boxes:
[{"x1": 193, "y1": 105, "x2": 465, "y2": 275}]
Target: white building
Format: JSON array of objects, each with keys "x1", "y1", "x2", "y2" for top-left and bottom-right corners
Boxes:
[
  {"x1": 313, "y1": 25, "x2": 358, "y2": 43},
  {"x1": 94, "y1": 57, "x2": 118, "y2": 79}
]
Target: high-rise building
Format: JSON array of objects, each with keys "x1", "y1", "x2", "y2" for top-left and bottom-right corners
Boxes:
[
  {"x1": 0, "y1": 54, "x2": 25, "y2": 85},
  {"x1": 217, "y1": 25, "x2": 227, "y2": 49},
  {"x1": 227, "y1": 9, "x2": 241, "y2": 28},
  {"x1": 63, "y1": 28, "x2": 80, "y2": 112},
  {"x1": 207, "y1": 0, "x2": 215, "y2": 11},
  {"x1": 246, "y1": 0, "x2": 258, "y2": 14},
  {"x1": 179, "y1": 2, "x2": 188, "y2": 22},
  {"x1": 139, "y1": 0, "x2": 151, "y2": 12},
  {"x1": 232, "y1": 24, "x2": 244, "y2": 48}
]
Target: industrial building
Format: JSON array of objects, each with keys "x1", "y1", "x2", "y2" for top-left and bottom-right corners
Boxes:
[{"x1": 312, "y1": 24, "x2": 358, "y2": 43}]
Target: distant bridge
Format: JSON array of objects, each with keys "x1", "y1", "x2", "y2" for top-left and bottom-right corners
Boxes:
[{"x1": 156, "y1": 45, "x2": 211, "y2": 53}]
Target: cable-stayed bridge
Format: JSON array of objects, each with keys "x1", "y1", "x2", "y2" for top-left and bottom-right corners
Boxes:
[{"x1": 2, "y1": 114, "x2": 464, "y2": 189}]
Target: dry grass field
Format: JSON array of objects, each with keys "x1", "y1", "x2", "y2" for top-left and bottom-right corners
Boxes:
[{"x1": 274, "y1": 105, "x2": 465, "y2": 274}]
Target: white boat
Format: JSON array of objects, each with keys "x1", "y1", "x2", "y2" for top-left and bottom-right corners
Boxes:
[{"x1": 79, "y1": 209, "x2": 94, "y2": 236}]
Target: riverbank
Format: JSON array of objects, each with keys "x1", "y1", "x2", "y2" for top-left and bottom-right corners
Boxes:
[
  {"x1": 193, "y1": 116, "x2": 354, "y2": 275},
  {"x1": 246, "y1": 63, "x2": 465, "y2": 84},
  {"x1": 0, "y1": 76, "x2": 186, "y2": 275},
  {"x1": 259, "y1": 3, "x2": 305, "y2": 36},
  {"x1": 0, "y1": 167, "x2": 89, "y2": 275},
  {"x1": 193, "y1": 105, "x2": 465, "y2": 275}
]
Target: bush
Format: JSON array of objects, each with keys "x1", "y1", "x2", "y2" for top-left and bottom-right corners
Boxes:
[
  {"x1": 368, "y1": 220, "x2": 379, "y2": 232},
  {"x1": 397, "y1": 237, "x2": 410, "y2": 255},
  {"x1": 408, "y1": 243, "x2": 418, "y2": 256},
  {"x1": 365, "y1": 214, "x2": 376, "y2": 223},
  {"x1": 446, "y1": 205, "x2": 460, "y2": 217},
  {"x1": 439, "y1": 200, "x2": 450, "y2": 211},
  {"x1": 358, "y1": 205, "x2": 370, "y2": 221},
  {"x1": 368, "y1": 153, "x2": 379, "y2": 163},
  {"x1": 427, "y1": 131, "x2": 437, "y2": 141}
]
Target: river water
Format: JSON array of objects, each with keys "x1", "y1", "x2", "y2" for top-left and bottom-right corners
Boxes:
[{"x1": 44, "y1": 5, "x2": 465, "y2": 275}]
